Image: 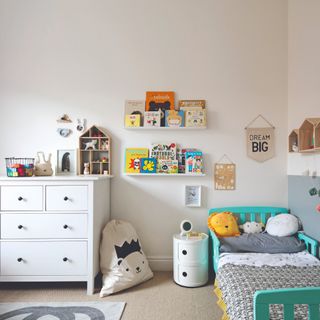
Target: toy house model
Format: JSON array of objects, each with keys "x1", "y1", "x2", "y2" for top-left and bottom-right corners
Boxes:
[
  {"x1": 298, "y1": 118, "x2": 320, "y2": 152},
  {"x1": 79, "y1": 125, "x2": 111, "y2": 175}
]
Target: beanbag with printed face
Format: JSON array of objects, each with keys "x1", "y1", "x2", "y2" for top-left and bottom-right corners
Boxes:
[{"x1": 100, "y1": 220, "x2": 153, "y2": 297}]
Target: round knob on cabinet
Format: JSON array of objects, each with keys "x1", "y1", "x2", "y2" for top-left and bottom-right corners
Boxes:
[
  {"x1": 63, "y1": 225, "x2": 69, "y2": 229},
  {"x1": 18, "y1": 225, "x2": 23, "y2": 229},
  {"x1": 18, "y1": 196, "x2": 23, "y2": 201},
  {"x1": 182, "y1": 250, "x2": 187, "y2": 255},
  {"x1": 64, "y1": 196, "x2": 69, "y2": 201},
  {"x1": 17, "y1": 258, "x2": 23, "y2": 262},
  {"x1": 63, "y1": 257, "x2": 68, "y2": 262},
  {"x1": 182, "y1": 272, "x2": 187, "y2": 277}
]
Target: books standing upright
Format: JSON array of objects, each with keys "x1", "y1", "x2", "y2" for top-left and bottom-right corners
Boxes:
[
  {"x1": 125, "y1": 148, "x2": 149, "y2": 173},
  {"x1": 146, "y1": 92, "x2": 175, "y2": 126}
]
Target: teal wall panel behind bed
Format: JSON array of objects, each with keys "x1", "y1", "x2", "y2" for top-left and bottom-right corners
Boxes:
[{"x1": 288, "y1": 175, "x2": 320, "y2": 241}]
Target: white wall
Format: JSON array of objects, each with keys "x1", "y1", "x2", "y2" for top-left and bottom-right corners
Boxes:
[
  {"x1": 288, "y1": 0, "x2": 320, "y2": 176},
  {"x1": 0, "y1": 0, "x2": 288, "y2": 269}
]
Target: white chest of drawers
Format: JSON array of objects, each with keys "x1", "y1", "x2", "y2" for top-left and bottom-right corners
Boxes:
[{"x1": 0, "y1": 176, "x2": 111, "y2": 294}]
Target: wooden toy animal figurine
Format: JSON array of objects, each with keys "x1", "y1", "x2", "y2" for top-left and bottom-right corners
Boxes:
[
  {"x1": 84, "y1": 140, "x2": 97, "y2": 150},
  {"x1": 83, "y1": 163, "x2": 90, "y2": 175},
  {"x1": 34, "y1": 152, "x2": 53, "y2": 176}
]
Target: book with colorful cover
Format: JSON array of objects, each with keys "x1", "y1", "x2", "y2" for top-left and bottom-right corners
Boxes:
[
  {"x1": 140, "y1": 158, "x2": 157, "y2": 173},
  {"x1": 185, "y1": 151, "x2": 203, "y2": 174},
  {"x1": 124, "y1": 100, "x2": 145, "y2": 125},
  {"x1": 146, "y1": 91, "x2": 175, "y2": 126},
  {"x1": 144, "y1": 111, "x2": 161, "y2": 127},
  {"x1": 177, "y1": 148, "x2": 198, "y2": 173},
  {"x1": 150, "y1": 143, "x2": 177, "y2": 160},
  {"x1": 165, "y1": 110, "x2": 184, "y2": 128},
  {"x1": 185, "y1": 109, "x2": 207, "y2": 127},
  {"x1": 125, "y1": 114, "x2": 141, "y2": 127},
  {"x1": 125, "y1": 148, "x2": 149, "y2": 173},
  {"x1": 157, "y1": 159, "x2": 178, "y2": 174}
]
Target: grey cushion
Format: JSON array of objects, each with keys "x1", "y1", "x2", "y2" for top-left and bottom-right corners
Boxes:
[{"x1": 220, "y1": 233, "x2": 306, "y2": 254}]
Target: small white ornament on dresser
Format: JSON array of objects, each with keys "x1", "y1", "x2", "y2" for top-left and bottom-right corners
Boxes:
[{"x1": 83, "y1": 163, "x2": 90, "y2": 175}]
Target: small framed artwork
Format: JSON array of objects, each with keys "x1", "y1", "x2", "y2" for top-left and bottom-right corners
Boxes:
[
  {"x1": 185, "y1": 185, "x2": 202, "y2": 207},
  {"x1": 56, "y1": 149, "x2": 77, "y2": 175}
]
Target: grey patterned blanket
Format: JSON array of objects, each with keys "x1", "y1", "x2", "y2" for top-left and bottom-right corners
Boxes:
[{"x1": 216, "y1": 264, "x2": 320, "y2": 320}]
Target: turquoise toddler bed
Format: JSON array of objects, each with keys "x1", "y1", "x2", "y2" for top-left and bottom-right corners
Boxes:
[{"x1": 208, "y1": 206, "x2": 320, "y2": 320}]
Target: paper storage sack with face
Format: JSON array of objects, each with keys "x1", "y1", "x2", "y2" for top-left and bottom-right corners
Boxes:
[{"x1": 100, "y1": 219, "x2": 153, "y2": 297}]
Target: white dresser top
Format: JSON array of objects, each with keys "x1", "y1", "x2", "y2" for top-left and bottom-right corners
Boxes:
[{"x1": 0, "y1": 175, "x2": 113, "y2": 181}]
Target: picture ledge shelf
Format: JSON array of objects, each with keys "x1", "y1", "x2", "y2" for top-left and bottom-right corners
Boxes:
[
  {"x1": 124, "y1": 173, "x2": 206, "y2": 176},
  {"x1": 124, "y1": 126, "x2": 207, "y2": 130}
]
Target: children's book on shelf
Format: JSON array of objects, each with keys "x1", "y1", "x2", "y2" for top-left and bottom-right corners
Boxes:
[
  {"x1": 140, "y1": 158, "x2": 157, "y2": 173},
  {"x1": 185, "y1": 109, "x2": 207, "y2": 127},
  {"x1": 178, "y1": 100, "x2": 206, "y2": 109},
  {"x1": 144, "y1": 111, "x2": 161, "y2": 127},
  {"x1": 146, "y1": 91, "x2": 175, "y2": 126},
  {"x1": 150, "y1": 143, "x2": 177, "y2": 160},
  {"x1": 125, "y1": 114, "x2": 141, "y2": 127},
  {"x1": 185, "y1": 151, "x2": 203, "y2": 174},
  {"x1": 177, "y1": 148, "x2": 197, "y2": 173},
  {"x1": 157, "y1": 159, "x2": 178, "y2": 174},
  {"x1": 125, "y1": 148, "x2": 149, "y2": 173},
  {"x1": 165, "y1": 110, "x2": 184, "y2": 128},
  {"x1": 125, "y1": 100, "x2": 145, "y2": 125}
]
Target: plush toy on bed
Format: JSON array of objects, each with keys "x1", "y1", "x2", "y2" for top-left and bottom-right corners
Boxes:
[
  {"x1": 208, "y1": 212, "x2": 240, "y2": 237},
  {"x1": 239, "y1": 221, "x2": 264, "y2": 234}
]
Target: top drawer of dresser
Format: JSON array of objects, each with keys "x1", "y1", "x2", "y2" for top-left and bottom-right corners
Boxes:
[
  {"x1": 1, "y1": 186, "x2": 43, "y2": 211},
  {"x1": 46, "y1": 186, "x2": 88, "y2": 211}
]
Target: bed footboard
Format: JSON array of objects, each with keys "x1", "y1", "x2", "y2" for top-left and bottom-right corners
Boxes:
[{"x1": 254, "y1": 287, "x2": 320, "y2": 320}]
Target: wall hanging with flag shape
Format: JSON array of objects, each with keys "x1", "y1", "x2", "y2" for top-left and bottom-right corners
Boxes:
[
  {"x1": 214, "y1": 154, "x2": 236, "y2": 190},
  {"x1": 245, "y1": 114, "x2": 275, "y2": 162}
]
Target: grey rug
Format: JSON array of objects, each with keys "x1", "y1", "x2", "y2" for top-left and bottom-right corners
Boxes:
[{"x1": 0, "y1": 302, "x2": 126, "y2": 320}]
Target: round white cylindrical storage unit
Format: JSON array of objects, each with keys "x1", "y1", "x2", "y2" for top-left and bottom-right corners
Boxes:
[{"x1": 173, "y1": 233, "x2": 208, "y2": 287}]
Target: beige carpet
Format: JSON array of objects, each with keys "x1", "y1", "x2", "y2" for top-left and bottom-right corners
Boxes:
[{"x1": 0, "y1": 272, "x2": 223, "y2": 320}]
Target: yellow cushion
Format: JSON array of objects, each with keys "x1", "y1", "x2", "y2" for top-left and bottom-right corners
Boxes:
[{"x1": 208, "y1": 212, "x2": 240, "y2": 237}]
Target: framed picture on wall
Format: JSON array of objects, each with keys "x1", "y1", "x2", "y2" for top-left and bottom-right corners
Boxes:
[
  {"x1": 56, "y1": 149, "x2": 77, "y2": 175},
  {"x1": 185, "y1": 185, "x2": 202, "y2": 207}
]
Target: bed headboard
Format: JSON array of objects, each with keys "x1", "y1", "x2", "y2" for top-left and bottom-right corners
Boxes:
[{"x1": 208, "y1": 206, "x2": 289, "y2": 225}]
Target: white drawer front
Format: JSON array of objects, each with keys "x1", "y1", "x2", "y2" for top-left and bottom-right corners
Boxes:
[
  {"x1": 1, "y1": 241, "x2": 87, "y2": 276},
  {"x1": 0, "y1": 186, "x2": 43, "y2": 211},
  {"x1": 46, "y1": 186, "x2": 88, "y2": 211},
  {"x1": 178, "y1": 240, "x2": 208, "y2": 264},
  {"x1": 1, "y1": 214, "x2": 87, "y2": 239},
  {"x1": 177, "y1": 263, "x2": 208, "y2": 287}
]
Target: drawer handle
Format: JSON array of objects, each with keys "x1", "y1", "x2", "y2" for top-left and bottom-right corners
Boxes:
[
  {"x1": 18, "y1": 196, "x2": 23, "y2": 201},
  {"x1": 63, "y1": 257, "x2": 69, "y2": 262},
  {"x1": 64, "y1": 196, "x2": 69, "y2": 201},
  {"x1": 182, "y1": 272, "x2": 187, "y2": 277},
  {"x1": 18, "y1": 225, "x2": 23, "y2": 229},
  {"x1": 63, "y1": 224, "x2": 69, "y2": 229},
  {"x1": 182, "y1": 250, "x2": 187, "y2": 255},
  {"x1": 17, "y1": 258, "x2": 23, "y2": 262}
]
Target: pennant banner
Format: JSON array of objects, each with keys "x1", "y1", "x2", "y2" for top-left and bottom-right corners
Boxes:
[{"x1": 246, "y1": 127, "x2": 275, "y2": 162}]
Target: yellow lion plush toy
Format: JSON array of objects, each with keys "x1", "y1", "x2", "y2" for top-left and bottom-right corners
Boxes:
[{"x1": 208, "y1": 212, "x2": 240, "y2": 237}]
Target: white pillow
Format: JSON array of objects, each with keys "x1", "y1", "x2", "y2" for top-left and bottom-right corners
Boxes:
[
  {"x1": 100, "y1": 220, "x2": 153, "y2": 297},
  {"x1": 266, "y1": 214, "x2": 299, "y2": 237}
]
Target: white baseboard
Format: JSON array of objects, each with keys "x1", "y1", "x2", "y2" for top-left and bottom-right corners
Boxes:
[{"x1": 147, "y1": 256, "x2": 173, "y2": 271}]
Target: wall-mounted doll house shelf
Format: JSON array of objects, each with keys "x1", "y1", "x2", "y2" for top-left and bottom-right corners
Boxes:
[
  {"x1": 288, "y1": 118, "x2": 320, "y2": 153},
  {"x1": 124, "y1": 127, "x2": 207, "y2": 130},
  {"x1": 124, "y1": 173, "x2": 206, "y2": 176},
  {"x1": 79, "y1": 125, "x2": 111, "y2": 175}
]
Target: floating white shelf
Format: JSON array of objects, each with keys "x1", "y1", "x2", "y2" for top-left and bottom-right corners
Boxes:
[
  {"x1": 124, "y1": 173, "x2": 206, "y2": 176},
  {"x1": 124, "y1": 127, "x2": 207, "y2": 130}
]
